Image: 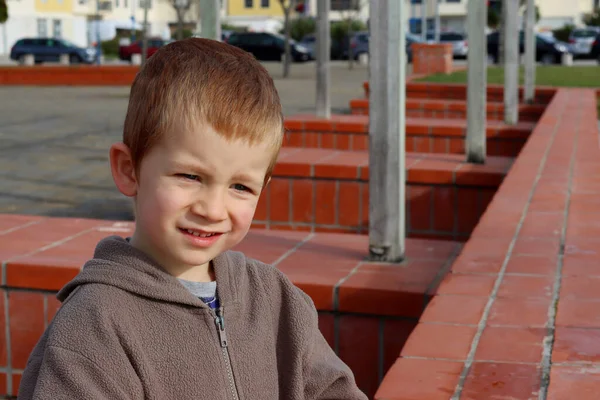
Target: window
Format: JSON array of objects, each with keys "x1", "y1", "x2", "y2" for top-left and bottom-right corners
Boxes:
[
  {"x1": 244, "y1": 0, "x2": 252, "y2": 8},
  {"x1": 331, "y1": 0, "x2": 359, "y2": 11},
  {"x1": 53, "y1": 19, "x2": 62, "y2": 38},
  {"x1": 37, "y1": 19, "x2": 47, "y2": 37},
  {"x1": 260, "y1": 0, "x2": 268, "y2": 7}
]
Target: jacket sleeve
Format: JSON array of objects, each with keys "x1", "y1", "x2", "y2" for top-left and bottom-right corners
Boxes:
[
  {"x1": 298, "y1": 291, "x2": 369, "y2": 400},
  {"x1": 18, "y1": 345, "x2": 142, "y2": 400}
]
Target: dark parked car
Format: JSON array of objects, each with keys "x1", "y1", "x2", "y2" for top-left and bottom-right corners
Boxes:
[
  {"x1": 336, "y1": 31, "x2": 421, "y2": 64},
  {"x1": 118, "y1": 38, "x2": 171, "y2": 62},
  {"x1": 487, "y1": 31, "x2": 571, "y2": 65},
  {"x1": 226, "y1": 32, "x2": 312, "y2": 62},
  {"x1": 591, "y1": 33, "x2": 600, "y2": 64},
  {"x1": 10, "y1": 38, "x2": 97, "y2": 64}
]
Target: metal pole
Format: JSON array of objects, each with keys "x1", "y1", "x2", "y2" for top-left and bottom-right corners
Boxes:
[
  {"x1": 141, "y1": 0, "x2": 149, "y2": 65},
  {"x1": 524, "y1": 0, "x2": 536, "y2": 103},
  {"x1": 466, "y1": 0, "x2": 487, "y2": 164},
  {"x1": 95, "y1": 0, "x2": 102, "y2": 65},
  {"x1": 434, "y1": 0, "x2": 440, "y2": 42},
  {"x1": 421, "y1": 0, "x2": 427, "y2": 41},
  {"x1": 368, "y1": 0, "x2": 406, "y2": 262},
  {"x1": 503, "y1": 0, "x2": 519, "y2": 125},
  {"x1": 199, "y1": 0, "x2": 221, "y2": 40},
  {"x1": 316, "y1": 0, "x2": 330, "y2": 118}
]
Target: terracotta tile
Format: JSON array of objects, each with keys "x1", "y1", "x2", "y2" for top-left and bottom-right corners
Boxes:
[
  {"x1": 0, "y1": 372, "x2": 6, "y2": 396},
  {"x1": 337, "y1": 182, "x2": 360, "y2": 228},
  {"x1": 461, "y1": 362, "x2": 541, "y2": 400},
  {"x1": 303, "y1": 119, "x2": 334, "y2": 132},
  {"x1": 268, "y1": 178, "x2": 290, "y2": 222},
  {"x1": 283, "y1": 269, "x2": 342, "y2": 311},
  {"x1": 519, "y1": 211, "x2": 564, "y2": 238},
  {"x1": 304, "y1": 132, "x2": 319, "y2": 148},
  {"x1": 562, "y1": 253, "x2": 600, "y2": 277},
  {"x1": 0, "y1": 214, "x2": 42, "y2": 234},
  {"x1": 432, "y1": 186, "x2": 455, "y2": 233},
  {"x1": 337, "y1": 267, "x2": 432, "y2": 318},
  {"x1": 475, "y1": 326, "x2": 545, "y2": 363},
  {"x1": 254, "y1": 190, "x2": 268, "y2": 221},
  {"x1": 319, "y1": 132, "x2": 335, "y2": 149},
  {"x1": 456, "y1": 188, "x2": 480, "y2": 235},
  {"x1": 375, "y1": 358, "x2": 463, "y2": 400},
  {"x1": 12, "y1": 373, "x2": 20, "y2": 396},
  {"x1": 337, "y1": 315, "x2": 379, "y2": 399},
  {"x1": 420, "y1": 295, "x2": 487, "y2": 325},
  {"x1": 561, "y1": 276, "x2": 600, "y2": 300},
  {"x1": 6, "y1": 261, "x2": 79, "y2": 291},
  {"x1": 547, "y1": 365, "x2": 600, "y2": 400},
  {"x1": 497, "y1": 275, "x2": 555, "y2": 299},
  {"x1": 314, "y1": 181, "x2": 336, "y2": 225},
  {"x1": 407, "y1": 185, "x2": 433, "y2": 232},
  {"x1": 360, "y1": 183, "x2": 369, "y2": 230},
  {"x1": 436, "y1": 273, "x2": 497, "y2": 296},
  {"x1": 513, "y1": 237, "x2": 560, "y2": 256},
  {"x1": 0, "y1": 292, "x2": 4, "y2": 367},
  {"x1": 556, "y1": 299, "x2": 600, "y2": 328},
  {"x1": 449, "y1": 138, "x2": 465, "y2": 154},
  {"x1": 488, "y1": 297, "x2": 551, "y2": 327},
  {"x1": 455, "y1": 164, "x2": 507, "y2": 187},
  {"x1": 414, "y1": 137, "x2": 431, "y2": 152},
  {"x1": 0, "y1": 217, "x2": 104, "y2": 262},
  {"x1": 505, "y1": 254, "x2": 557, "y2": 275},
  {"x1": 8, "y1": 291, "x2": 45, "y2": 369},
  {"x1": 284, "y1": 130, "x2": 303, "y2": 147},
  {"x1": 432, "y1": 137, "x2": 449, "y2": 154},
  {"x1": 351, "y1": 134, "x2": 369, "y2": 151},
  {"x1": 553, "y1": 327, "x2": 600, "y2": 364},
  {"x1": 336, "y1": 133, "x2": 350, "y2": 150},
  {"x1": 401, "y1": 323, "x2": 477, "y2": 360},
  {"x1": 291, "y1": 179, "x2": 314, "y2": 223},
  {"x1": 237, "y1": 229, "x2": 310, "y2": 264},
  {"x1": 408, "y1": 160, "x2": 456, "y2": 185},
  {"x1": 317, "y1": 312, "x2": 335, "y2": 349},
  {"x1": 382, "y1": 319, "x2": 417, "y2": 374}
]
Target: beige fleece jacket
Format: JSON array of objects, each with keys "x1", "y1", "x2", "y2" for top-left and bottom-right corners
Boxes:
[{"x1": 18, "y1": 236, "x2": 367, "y2": 400}]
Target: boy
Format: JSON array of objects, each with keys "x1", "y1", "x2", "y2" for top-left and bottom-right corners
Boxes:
[{"x1": 18, "y1": 38, "x2": 367, "y2": 400}]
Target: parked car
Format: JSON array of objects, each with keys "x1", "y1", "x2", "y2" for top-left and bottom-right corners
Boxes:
[
  {"x1": 118, "y1": 38, "x2": 171, "y2": 62},
  {"x1": 226, "y1": 32, "x2": 312, "y2": 62},
  {"x1": 568, "y1": 27, "x2": 600, "y2": 58},
  {"x1": 426, "y1": 31, "x2": 468, "y2": 58},
  {"x1": 487, "y1": 31, "x2": 571, "y2": 65},
  {"x1": 336, "y1": 31, "x2": 421, "y2": 64},
  {"x1": 10, "y1": 38, "x2": 97, "y2": 64},
  {"x1": 591, "y1": 33, "x2": 600, "y2": 64}
]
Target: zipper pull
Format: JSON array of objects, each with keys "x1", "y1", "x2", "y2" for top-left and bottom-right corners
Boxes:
[{"x1": 214, "y1": 309, "x2": 228, "y2": 347}]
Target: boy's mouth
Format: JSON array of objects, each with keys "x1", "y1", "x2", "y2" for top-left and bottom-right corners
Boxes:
[{"x1": 180, "y1": 228, "x2": 222, "y2": 238}]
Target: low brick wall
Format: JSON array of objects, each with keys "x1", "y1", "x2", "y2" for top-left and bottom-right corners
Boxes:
[
  {"x1": 375, "y1": 87, "x2": 600, "y2": 399},
  {"x1": 252, "y1": 148, "x2": 511, "y2": 241},
  {"x1": 284, "y1": 114, "x2": 535, "y2": 157},
  {"x1": 411, "y1": 43, "x2": 453, "y2": 75},
  {"x1": 349, "y1": 98, "x2": 546, "y2": 123},
  {"x1": 0, "y1": 216, "x2": 462, "y2": 399},
  {"x1": 0, "y1": 66, "x2": 139, "y2": 86},
  {"x1": 363, "y1": 82, "x2": 557, "y2": 105}
]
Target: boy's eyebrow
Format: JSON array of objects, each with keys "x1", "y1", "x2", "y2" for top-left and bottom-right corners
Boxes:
[{"x1": 231, "y1": 172, "x2": 264, "y2": 186}]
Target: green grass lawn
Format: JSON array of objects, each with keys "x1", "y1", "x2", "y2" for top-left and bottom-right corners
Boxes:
[{"x1": 420, "y1": 66, "x2": 600, "y2": 88}]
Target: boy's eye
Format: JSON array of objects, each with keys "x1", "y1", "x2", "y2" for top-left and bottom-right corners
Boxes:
[
  {"x1": 177, "y1": 173, "x2": 199, "y2": 181},
  {"x1": 232, "y1": 183, "x2": 251, "y2": 193}
]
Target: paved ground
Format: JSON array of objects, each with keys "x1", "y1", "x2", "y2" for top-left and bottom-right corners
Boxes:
[{"x1": 0, "y1": 61, "x2": 369, "y2": 219}]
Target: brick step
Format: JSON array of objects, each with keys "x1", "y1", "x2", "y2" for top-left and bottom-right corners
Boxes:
[
  {"x1": 284, "y1": 114, "x2": 535, "y2": 157},
  {"x1": 363, "y1": 81, "x2": 556, "y2": 105},
  {"x1": 0, "y1": 214, "x2": 462, "y2": 399},
  {"x1": 254, "y1": 147, "x2": 512, "y2": 241},
  {"x1": 349, "y1": 97, "x2": 546, "y2": 122}
]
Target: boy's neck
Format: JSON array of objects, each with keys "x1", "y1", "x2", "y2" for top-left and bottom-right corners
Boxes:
[{"x1": 176, "y1": 262, "x2": 216, "y2": 283}]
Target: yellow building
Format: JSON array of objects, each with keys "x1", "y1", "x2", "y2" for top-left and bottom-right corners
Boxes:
[{"x1": 227, "y1": 0, "x2": 285, "y2": 18}]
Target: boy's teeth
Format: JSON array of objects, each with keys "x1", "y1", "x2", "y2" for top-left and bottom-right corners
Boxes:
[{"x1": 186, "y1": 229, "x2": 215, "y2": 238}]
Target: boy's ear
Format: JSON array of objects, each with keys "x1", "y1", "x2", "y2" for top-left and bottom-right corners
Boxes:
[{"x1": 109, "y1": 142, "x2": 138, "y2": 197}]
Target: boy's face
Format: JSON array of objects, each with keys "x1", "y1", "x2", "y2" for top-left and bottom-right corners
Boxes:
[{"x1": 128, "y1": 122, "x2": 274, "y2": 277}]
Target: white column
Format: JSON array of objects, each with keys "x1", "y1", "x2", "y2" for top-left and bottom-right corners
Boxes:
[
  {"x1": 503, "y1": 0, "x2": 519, "y2": 125},
  {"x1": 316, "y1": 0, "x2": 330, "y2": 118},
  {"x1": 368, "y1": 0, "x2": 407, "y2": 262},
  {"x1": 466, "y1": 0, "x2": 488, "y2": 164},
  {"x1": 524, "y1": 0, "x2": 536, "y2": 103},
  {"x1": 198, "y1": 0, "x2": 221, "y2": 40}
]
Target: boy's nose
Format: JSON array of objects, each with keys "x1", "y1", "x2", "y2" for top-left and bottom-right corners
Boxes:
[{"x1": 191, "y1": 189, "x2": 227, "y2": 222}]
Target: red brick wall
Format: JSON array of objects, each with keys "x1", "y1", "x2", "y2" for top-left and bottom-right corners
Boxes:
[
  {"x1": 411, "y1": 44, "x2": 453, "y2": 75},
  {"x1": 0, "y1": 66, "x2": 139, "y2": 86}
]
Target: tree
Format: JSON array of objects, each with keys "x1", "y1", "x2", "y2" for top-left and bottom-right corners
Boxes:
[
  {"x1": 584, "y1": 8, "x2": 600, "y2": 26},
  {"x1": 169, "y1": 0, "x2": 193, "y2": 40},
  {"x1": 0, "y1": 0, "x2": 8, "y2": 24},
  {"x1": 278, "y1": 0, "x2": 299, "y2": 78}
]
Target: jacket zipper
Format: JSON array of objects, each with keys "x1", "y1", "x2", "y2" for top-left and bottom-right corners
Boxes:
[{"x1": 214, "y1": 307, "x2": 240, "y2": 400}]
